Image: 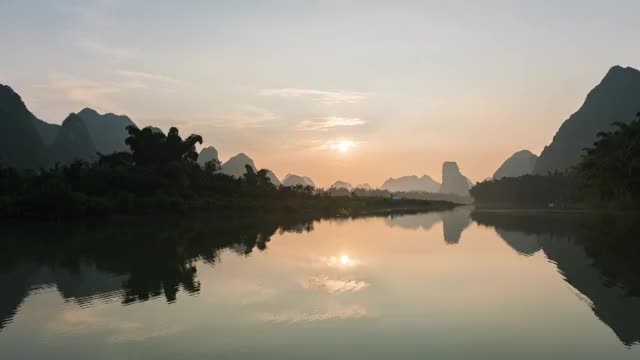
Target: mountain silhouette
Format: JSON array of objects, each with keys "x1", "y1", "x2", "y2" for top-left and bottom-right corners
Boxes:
[
  {"x1": 197, "y1": 146, "x2": 219, "y2": 166},
  {"x1": 282, "y1": 174, "x2": 315, "y2": 187},
  {"x1": 76, "y1": 108, "x2": 136, "y2": 154},
  {"x1": 355, "y1": 183, "x2": 372, "y2": 190},
  {"x1": 439, "y1": 162, "x2": 472, "y2": 196},
  {"x1": 220, "y1": 153, "x2": 256, "y2": 177},
  {"x1": 31, "y1": 117, "x2": 60, "y2": 144},
  {"x1": 493, "y1": 150, "x2": 538, "y2": 179},
  {"x1": 53, "y1": 113, "x2": 97, "y2": 162},
  {"x1": 201, "y1": 150, "x2": 279, "y2": 185},
  {"x1": 331, "y1": 181, "x2": 353, "y2": 190},
  {"x1": 302, "y1": 176, "x2": 316, "y2": 187},
  {"x1": 534, "y1": 66, "x2": 640, "y2": 174},
  {"x1": 380, "y1": 175, "x2": 440, "y2": 192},
  {"x1": 0, "y1": 84, "x2": 47, "y2": 168},
  {"x1": 264, "y1": 170, "x2": 281, "y2": 186}
]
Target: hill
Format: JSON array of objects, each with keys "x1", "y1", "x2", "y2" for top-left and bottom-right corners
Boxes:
[
  {"x1": 535, "y1": 66, "x2": 640, "y2": 174},
  {"x1": 381, "y1": 175, "x2": 440, "y2": 192},
  {"x1": 0, "y1": 84, "x2": 47, "y2": 168},
  {"x1": 76, "y1": 108, "x2": 137, "y2": 154},
  {"x1": 221, "y1": 153, "x2": 256, "y2": 178},
  {"x1": 493, "y1": 150, "x2": 538, "y2": 179}
]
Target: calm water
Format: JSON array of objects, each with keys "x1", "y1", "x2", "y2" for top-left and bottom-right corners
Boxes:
[{"x1": 1, "y1": 208, "x2": 640, "y2": 359}]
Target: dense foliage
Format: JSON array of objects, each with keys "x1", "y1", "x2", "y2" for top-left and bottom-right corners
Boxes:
[
  {"x1": 576, "y1": 114, "x2": 640, "y2": 204},
  {"x1": 469, "y1": 172, "x2": 579, "y2": 208}
]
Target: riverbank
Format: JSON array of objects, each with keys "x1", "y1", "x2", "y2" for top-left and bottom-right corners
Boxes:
[{"x1": 0, "y1": 191, "x2": 459, "y2": 221}]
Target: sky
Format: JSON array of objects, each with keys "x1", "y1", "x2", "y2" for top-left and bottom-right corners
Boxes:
[{"x1": 1, "y1": 0, "x2": 639, "y2": 187}]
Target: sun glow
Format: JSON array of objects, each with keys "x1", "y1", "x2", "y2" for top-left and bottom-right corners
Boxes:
[
  {"x1": 339, "y1": 255, "x2": 351, "y2": 264},
  {"x1": 337, "y1": 142, "x2": 351, "y2": 153},
  {"x1": 322, "y1": 140, "x2": 359, "y2": 153}
]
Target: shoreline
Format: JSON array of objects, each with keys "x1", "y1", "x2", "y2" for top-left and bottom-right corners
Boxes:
[{"x1": 0, "y1": 197, "x2": 461, "y2": 222}]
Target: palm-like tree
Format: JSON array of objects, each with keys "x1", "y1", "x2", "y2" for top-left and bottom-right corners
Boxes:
[
  {"x1": 577, "y1": 113, "x2": 640, "y2": 201},
  {"x1": 243, "y1": 165, "x2": 275, "y2": 188},
  {"x1": 125, "y1": 126, "x2": 203, "y2": 165}
]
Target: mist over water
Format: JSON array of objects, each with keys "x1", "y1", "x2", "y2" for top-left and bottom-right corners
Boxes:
[{"x1": 1, "y1": 209, "x2": 639, "y2": 359}]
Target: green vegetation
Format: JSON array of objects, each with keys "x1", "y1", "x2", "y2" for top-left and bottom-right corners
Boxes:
[
  {"x1": 575, "y1": 116, "x2": 640, "y2": 205},
  {"x1": 0, "y1": 126, "x2": 455, "y2": 219},
  {"x1": 471, "y1": 113, "x2": 640, "y2": 209}
]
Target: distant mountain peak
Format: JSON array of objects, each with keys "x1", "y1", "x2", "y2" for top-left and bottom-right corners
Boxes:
[
  {"x1": 380, "y1": 174, "x2": 440, "y2": 192},
  {"x1": 282, "y1": 173, "x2": 315, "y2": 187},
  {"x1": 233, "y1": 153, "x2": 252, "y2": 160},
  {"x1": 440, "y1": 161, "x2": 472, "y2": 196},
  {"x1": 78, "y1": 107, "x2": 133, "y2": 121},
  {"x1": 493, "y1": 150, "x2": 538, "y2": 179},
  {"x1": 331, "y1": 181, "x2": 353, "y2": 190},
  {"x1": 197, "y1": 146, "x2": 219, "y2": 166},
  {"x1": 264, "y1": 169, "x2": 281, "y2": 186},
  {"x1": 221, "y1": 153, "x2": 256, "y2": 178},
  {"x1": 604, "y1": 65, "x2": 639, "y2": 78},
  {"x1": 54, "y1": 113, "x2": 97, "y2": 162},
  {"x1": 78, "y1": 107, "x2": 100, "y2": 117},
  {"x1": 75, "y1": 107, "x2": 137, "y2": 154},
  {"x1": 513, "y1": 149, "x2": 535, "y2": 156}
]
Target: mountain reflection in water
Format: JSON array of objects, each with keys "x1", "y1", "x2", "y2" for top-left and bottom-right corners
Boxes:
[{"x1": 1, "y1": 208, "x2": 640, "y2": 358}]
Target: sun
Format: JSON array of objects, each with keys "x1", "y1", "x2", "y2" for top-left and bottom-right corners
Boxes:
[
  {"x1": 337, "y1": 141, "x2": 351, "y2": 153},
  {"x1": 322, "y1": 139, "x2": 360, "y2": 153},
  {"x1": 339, "y1": 255, "x2": 351, "y2": 264}
]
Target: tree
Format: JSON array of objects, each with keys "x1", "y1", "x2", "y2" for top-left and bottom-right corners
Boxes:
[
  {"x1": 243, "y1": 165, "x2": 275, "y2": 188},
  {"x1": 576, "y1": 113, "x2": 640, "y2": 203},
  {"x1": 124, "y1": 126, "x2": 202, "y2": 165},
  {"x1": 203, "y1": 159, "x2": 221, "y2": 174}
]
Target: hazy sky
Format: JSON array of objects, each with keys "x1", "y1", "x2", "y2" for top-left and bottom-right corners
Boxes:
[{"x1": 1, "y1": 0, "x2": 639, "y2": 187}]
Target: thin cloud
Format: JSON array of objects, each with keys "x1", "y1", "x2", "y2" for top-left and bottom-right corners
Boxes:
[
  {"x1": 297, "y1": 117, "x2": 366, "y2": 131},
  {"x1": 209, "y1": 106, "x2": 277, "y2": 128},
  {"x1": 319, "y1": 139, "x2": 364, "y2": 151},
  {"x1": 115, "y1": 70, "x2": 187, "y2": 86},
  {"x1": 79, "y1": 38, "x2": 142, "y2": 60},
  {"x1": 32, "y1": 70, "x2": 187, "y2": 115},
  {"x1": 33, "y1": 72, "x2": 123, "y2": 109},
  {"x1": 260, "y1": 88, "x2": 367, "y2": 104}
]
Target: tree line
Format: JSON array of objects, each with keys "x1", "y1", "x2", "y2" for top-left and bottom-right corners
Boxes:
[{"x1": 0, "y1": 125, "x2": 454, "y2": 219}]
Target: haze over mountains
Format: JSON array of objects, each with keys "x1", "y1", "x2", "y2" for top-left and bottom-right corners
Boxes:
[
  {"x1": 282, "y1": 174, "x2": 315, "y2": 187},
  {"x1": 2, "y1": 64, "x2": 639, "y2": 190},
  {"x1": 381, "y1": 175, "x2": 440, "y2": 193},
  {"x1": 331, "y1": 181, "x2": 353, "y2": 190}
]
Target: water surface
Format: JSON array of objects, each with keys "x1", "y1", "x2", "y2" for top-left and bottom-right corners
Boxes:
[{"x1": 1, "y1": 208, "x2": 640, "y2": 359}]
